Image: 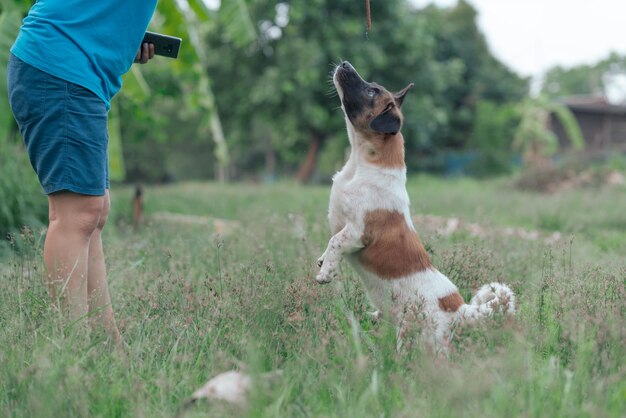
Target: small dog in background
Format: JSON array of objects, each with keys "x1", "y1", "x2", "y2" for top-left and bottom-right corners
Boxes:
[{"x1": 316, "y1": 61, "x2": 515, "y2": 353}]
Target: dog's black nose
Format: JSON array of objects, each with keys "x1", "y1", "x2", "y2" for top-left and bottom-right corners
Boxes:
[{"x1": 341, "y1": 61, "x2": 352, "y2": 69}]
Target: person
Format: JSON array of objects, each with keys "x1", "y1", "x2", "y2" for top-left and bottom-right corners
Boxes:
[{"x1": 7, "y1": 0, "x2": 159, "y2": 346}]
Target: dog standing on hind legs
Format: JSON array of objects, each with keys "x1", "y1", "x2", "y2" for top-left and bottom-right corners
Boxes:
[{"x1": 316, "y1": 61, "x2": 515, "y2": 354}]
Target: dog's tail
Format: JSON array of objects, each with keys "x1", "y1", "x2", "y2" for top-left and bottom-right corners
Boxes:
[{"x1": 456, "y1": 282, "x2": 516, "y2": 322}]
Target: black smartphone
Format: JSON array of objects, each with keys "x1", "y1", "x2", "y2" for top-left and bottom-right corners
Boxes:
[{"x1": 141, "y1": 31, "x2": 182, "y2": 59}]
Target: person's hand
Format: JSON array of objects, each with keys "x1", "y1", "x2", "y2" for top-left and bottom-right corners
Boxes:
[{"x1": 134, "y1": 42, "x2": 155, "y2": 64}]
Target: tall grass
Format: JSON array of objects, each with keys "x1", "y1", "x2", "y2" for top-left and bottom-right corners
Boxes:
[
  {"x1": 0, "y1": 142, "x2": 47, "y2": 255},
  {"x1": 1, "y1": 177, "x2": 624, "y2": 417}
]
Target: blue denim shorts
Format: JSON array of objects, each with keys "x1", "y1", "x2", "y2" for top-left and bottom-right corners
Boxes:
[{"x1": 7, "y1": 54, "x2": 109, "y2": 196}]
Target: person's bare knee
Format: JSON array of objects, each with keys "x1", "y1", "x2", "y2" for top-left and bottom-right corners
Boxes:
[{"x1": 48, "y1": 192, "x2": 107, "y2": 238}]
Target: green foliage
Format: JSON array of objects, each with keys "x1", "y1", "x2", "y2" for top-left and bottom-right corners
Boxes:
[
  {"x1": 543, "y1": 64, "x2": 602, "y2": 98},
  {"x1": 218, "y1": 0, "x2": 256, "y2": 48},
  {"x1": 513, "y1": 97, "x2": 585, "y2": 165},
  {"x1": 466, "y1": 100, "x2": 520, "y2": 177},
  {"x1": 116, "y1": 0, "x2": 258, "y2": 180},
  {"x1": 606, "y1": 153, "x2": 626, "y2": 171},
  {"x1": 107, "y1": 100, "x2": 126, "y2": 181},
  {"x1": 0, "y1": 0, "x2": 26, "y2": 145},
  {"x1": 542, "y1": 52, "x2": 626, "y2": 100},
  {"x1": 514, "y1": 98, "x2": 559, "y2": 158},
  {"x1": 469, "y1": 101, "x2": 519, "y2": 151},
  {"x1": 550, "y1": 102, "x2": 585, "y2": 151},
  {"x1": 148, "y1": 0, "x2": 527, "y2": 179},
  {"x1": 0, "y1": 142, "x2": 47, "y2": 251},
  {"x1": 0, "y1": 1, "x2": 47, "y2": 244},
  {"x1": 422, "y1": 0, "x2": 528, "y2": 149}
]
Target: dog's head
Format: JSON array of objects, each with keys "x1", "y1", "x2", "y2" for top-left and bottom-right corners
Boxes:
[{"x1": 333, "y1": 61, "x2": 413, "y2": 136}]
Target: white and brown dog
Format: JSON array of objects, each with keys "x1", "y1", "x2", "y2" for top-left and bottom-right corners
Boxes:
[{"x1": 316, "y1": 61, "x2": 515, "y2": 352}]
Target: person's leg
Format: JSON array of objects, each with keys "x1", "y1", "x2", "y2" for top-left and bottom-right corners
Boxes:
[
  {"x1": 86, "y1": 191, "x2": 122, "y2": 344},
  {"x1": 44, "y1": 191, "x2": 105, "y2": 322}
]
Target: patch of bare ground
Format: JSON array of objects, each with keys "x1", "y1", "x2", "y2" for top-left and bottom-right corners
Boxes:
[
  {"x1": 150, "y1": 212, "x2": 241, "y2": 236},
  {"x1": 516, "y1": 165, "x2": 625, "y2": 193},
  {"x1": 413, "y1": 214, "x2": 563, "y2": 244}
]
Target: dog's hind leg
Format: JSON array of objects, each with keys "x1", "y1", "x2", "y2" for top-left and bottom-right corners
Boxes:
[
  {"x1": 316, "y1": 224, "x2": 363, "y2": 284},
  {"x1": 459, "y1": 282, "x2": 516, "y2": 321}
]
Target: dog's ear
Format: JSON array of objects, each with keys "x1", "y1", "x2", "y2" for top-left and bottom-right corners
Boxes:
[
  {"x1": 369, "y1": 109, "x2": 402, "y2": 135},
  {"x1": 394, "y1": 83, "x2": 414, "y2": 107}
]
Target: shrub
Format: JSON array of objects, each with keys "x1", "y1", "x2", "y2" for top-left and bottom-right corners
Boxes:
[
  {"x1": 466, "y1": 100, "x2": 520, "y2": 177},
  {"x1": 0, "y1": 143, "x2": 47, "y2": 253}
]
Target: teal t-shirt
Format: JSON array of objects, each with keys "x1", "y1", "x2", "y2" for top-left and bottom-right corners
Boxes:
[{"x1": 11, "y1": 0, "x2": 158, "y2": 110}]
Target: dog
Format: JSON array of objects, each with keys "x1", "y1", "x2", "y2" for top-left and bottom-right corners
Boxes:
[{"x1": 316, "y1": 61, "x2": 515, "y2": 353}]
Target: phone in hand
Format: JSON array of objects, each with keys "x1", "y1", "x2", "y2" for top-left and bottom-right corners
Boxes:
[{"x1": 142, "y1": 31, "x2": 182, "y2": 59}]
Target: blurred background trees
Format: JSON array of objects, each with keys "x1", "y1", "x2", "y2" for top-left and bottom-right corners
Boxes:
[
  {"x1": 119, "y1": 0, "x2": 529, "y2": 183},
  {"x1": 541, "y1": 52, "x2": 626, "y2": 102}
]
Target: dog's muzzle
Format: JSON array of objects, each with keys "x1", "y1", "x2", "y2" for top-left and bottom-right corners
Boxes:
[
  {"x1": 333, "y1": 61, "x2": 362, "y2": 87},
  {"x1": 333, "y1": 61, "x2": 371, "y2": 122}
]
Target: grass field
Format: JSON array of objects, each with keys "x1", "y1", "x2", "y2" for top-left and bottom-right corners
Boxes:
[{"x1": 1, "y1": 176, "x2": 624, "y2": 417}]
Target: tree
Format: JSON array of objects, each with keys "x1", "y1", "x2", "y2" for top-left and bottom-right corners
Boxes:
[
  {"x1": 204, "y1": 0, "x2": 490, "y2": 181},
  {"x1": 466, "y1": 100, "x2": 520, "y2": 177},
  {"x1": 541, "y1": 52, "x2": 626, "y2": 103},
  {"x1": 199, "y1": 0, "x2": 527, "y2": 180},
  {"x1": 112, "y1": 0, "x2": 257, "y2": 182},
  {"x1": 423, "y1": 0, "x2": 527, "y2": 150}
]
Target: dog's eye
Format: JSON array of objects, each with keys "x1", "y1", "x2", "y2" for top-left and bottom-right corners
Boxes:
[{"x1": 366, "y1": 88, "x2": 379, "y2": 97}]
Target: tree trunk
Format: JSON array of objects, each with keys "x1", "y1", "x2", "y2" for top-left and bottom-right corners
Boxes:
[
  {"x1": 294, "y1": 131, "x2": 321, "y2": 183},
  {"x1": 265, "y1": 147, "x2": 276, "y2": 180}
]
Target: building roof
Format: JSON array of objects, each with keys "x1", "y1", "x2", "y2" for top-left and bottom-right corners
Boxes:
[{"x1": 561, "y1": 96, "x2": 626, "y2": 115}]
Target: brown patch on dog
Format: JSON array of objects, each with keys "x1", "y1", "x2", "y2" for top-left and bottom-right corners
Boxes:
[
  {"x1": 438, "y1": 292, "x2": 465, "y2": 312},
  {"x1": 364, "y1": 133, "x2": 405, "y2": 168},
  {"x1": 358, "y1": 210, "x2": 432, "y2": 279},
  {"x1": 351, "y1": 94, "x2": 402, "y2": 133}
]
